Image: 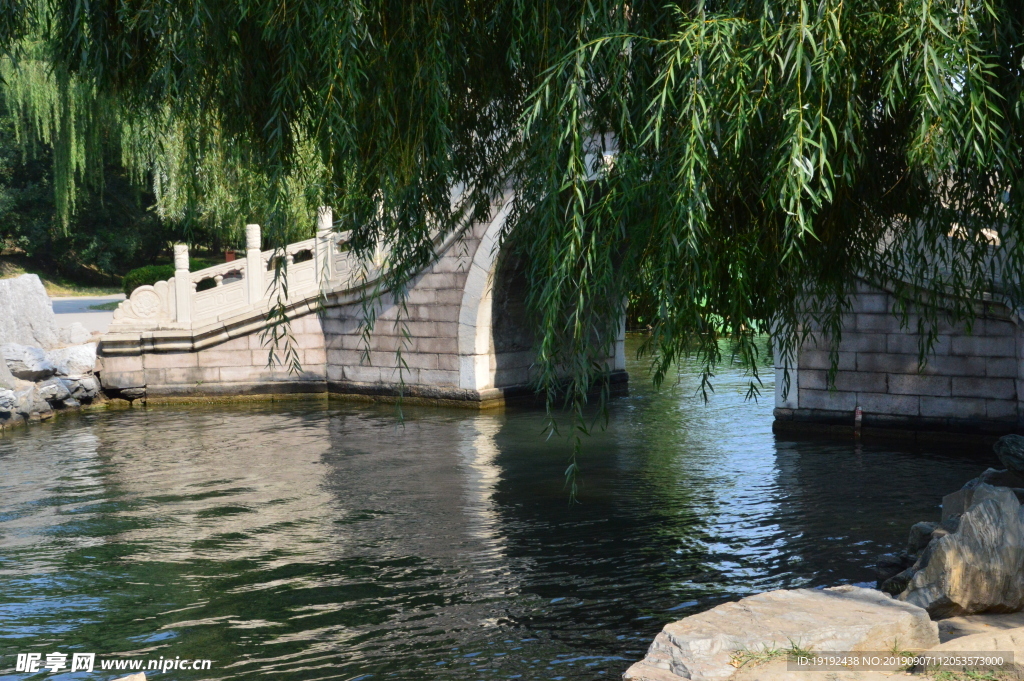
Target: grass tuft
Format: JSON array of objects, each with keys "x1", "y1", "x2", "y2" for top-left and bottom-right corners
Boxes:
[{"x1": 729, "y1": 640, "x2": 812, "y2": 669}]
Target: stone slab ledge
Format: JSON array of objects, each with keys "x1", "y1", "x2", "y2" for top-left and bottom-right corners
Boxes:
[{"x1": 328, "y1": 368, "x2": 628, "y2": 409}]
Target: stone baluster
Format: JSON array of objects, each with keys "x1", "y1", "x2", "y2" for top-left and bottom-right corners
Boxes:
[
  {"x1": 173, "y1": 244, "x2": 192, "y2": 324},
  {"x1": 214, "y1": 274, "x2": 224, "y2": 287},
  {"x1": 245, "y1": 224, "x2": 263, "y2": 305},
  {"x1": 315, "y1": 205, "x2": 334, "y2": 284}
]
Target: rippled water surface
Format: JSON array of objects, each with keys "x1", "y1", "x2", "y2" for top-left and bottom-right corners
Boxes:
[{"x1": 0, "y1": 340, "x2": 997, "y2": 680}]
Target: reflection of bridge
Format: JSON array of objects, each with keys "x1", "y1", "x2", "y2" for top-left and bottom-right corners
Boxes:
[{"x1": 99, "y1": 203, "x2": 626, "y2": 405}]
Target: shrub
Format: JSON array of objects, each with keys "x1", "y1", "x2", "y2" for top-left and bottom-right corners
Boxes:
[{"x1": 122, "y1": 264, "x2": 175, "y2": 296}]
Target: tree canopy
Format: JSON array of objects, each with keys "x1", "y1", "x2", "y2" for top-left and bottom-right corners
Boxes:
[{"x1": 1, "y1": 0, "x2": 1023, "y2": 413}]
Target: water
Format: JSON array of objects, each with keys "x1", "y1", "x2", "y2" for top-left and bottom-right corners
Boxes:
[{"x1": 0, "y1": 340, "x2": 997, "y2": 680}]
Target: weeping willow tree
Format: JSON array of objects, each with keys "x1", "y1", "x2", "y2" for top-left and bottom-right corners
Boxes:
[
  {"x1": 0, "y1": 37, "x2": 327, "y2": 242},
  {"x1": 1, "y1": 0, "x2": 1023, "y2": 459}
]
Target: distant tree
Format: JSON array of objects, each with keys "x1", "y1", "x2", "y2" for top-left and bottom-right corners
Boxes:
[{"x1": 0, "y1": 95, "x2": 170, "y2": 279}]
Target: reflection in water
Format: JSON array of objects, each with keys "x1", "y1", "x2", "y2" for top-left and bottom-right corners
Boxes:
[{"x1": 0, "y1": 340, "x2": 998, "y2": 680}]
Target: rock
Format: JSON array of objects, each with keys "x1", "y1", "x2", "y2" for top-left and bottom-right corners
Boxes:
[
  {"x1": 0, "y1": 354, "x2": 16, "y2": 389},
  {"x1": 875, "y1": 551, "x2": 915, "y2": 587},
  {"x1": 943, "y1": 480, "x2": 988, "y2": 523},
  {"x1": 60, "y1": 322, "x2": 91, "y2": 345},
  {"x1": 978, "y1": 467, "x2": 1024, "y2": 488},
  {"x1": 14, "y1": 385, "x2": 51, "y2": 418},
  {"x1": 36, "y1": 377, "x2": 71, "y2": 405},
  {"x1": 119, "y1": 387, "x2": 146, "y2": 402},
  {"x1": 941, "y1": 515, "x2": 961, "y2": 533},
  {"x1": 729, "y1": 660, "x2": 939, "y2": 681},
  {"x1": 995, "y1": 435, "x2": 1024, "y2": 477},
  {"x1": 881, "y1": 566, "x2": 917, "y2": 596},
  {"x1": 66, "y1": 376, "x2": 100, "y2": 402},
  {"x1": 622, "y1": 586, "x2": 938, "y2": 681},
  {"x1": 901, "y1": 484, "x2": 1024, "y2": 618},
  {"x1": 908, "y1": 521, "x2": 939, "y2": 553},
  {"x1": 0, "y1": 388, "x2": 14, "y2": 412},
  {"x1": 1, "y1": 343, "x2": 56, "y2": 381},
  {"x1": 936, "y1": 611, "x2": 1024, "y2": 642},
  {"x1": 0, "y1": 274, "x2": 65, "y2": 348},
  {"x1": 916, "y1": 626, "x2": 1024, "y2": 675},
  {"x1": 45, "y1": 343, "x2": 97, "y2": 377}
]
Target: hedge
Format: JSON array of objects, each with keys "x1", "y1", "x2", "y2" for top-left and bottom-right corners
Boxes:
[{"x1": 122, "y1": 264, "x2": 175, "y2": 296}]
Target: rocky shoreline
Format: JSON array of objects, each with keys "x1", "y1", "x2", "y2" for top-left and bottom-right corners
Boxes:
[
  {"x1": 0, "y1": 274, "x2": 105, "y2": 431},
  {"x1": 625, "y1": 434, "x2": 1024, "y2": 681}
]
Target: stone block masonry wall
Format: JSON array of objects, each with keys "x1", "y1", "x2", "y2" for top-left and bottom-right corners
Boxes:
[
  {"x1": 101, "y1": 314, "x2": 327, "y2": 398},
  {"x1": 774, "y1": 280, "x2": 1023, "y2": 438},
  {"x1": 322, "y1": 219, "x2": 538, "y2": 403}
]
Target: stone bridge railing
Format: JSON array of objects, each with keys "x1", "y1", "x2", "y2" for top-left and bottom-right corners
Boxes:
[
  {"x1": 109, "y1": 209, "x2": 360, "y2": 334},
  {"x1": 98, "y1": 196, "x2": 628, "y2": 404}
]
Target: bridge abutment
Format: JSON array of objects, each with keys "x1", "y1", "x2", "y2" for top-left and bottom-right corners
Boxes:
[{"x1": 774, "y1": 279, "x2": 1024, "y2": 441}]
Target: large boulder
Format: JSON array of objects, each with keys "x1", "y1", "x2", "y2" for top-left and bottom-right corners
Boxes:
[
  {"x1": 0, "y1": 274, "x2": 92, "y2": 348},
  {"x1": 623, "y1": 586, "x2": 938, "y2": 681},
  {"x1": 0, "y1": 274, "x2": 62, "y2": 347},
  {"x1": 995, "y1": 435, "x2": 1024, "y2": 477},
  {"x1": 901, "y1": 484, "x2": 1024, "y2": 618},
  {"x1": 1, "y1": 343, "x2": 56, "y2": 381},
  {"x1": 46, "y1": 343, "x2": 97, "y2": 378}
]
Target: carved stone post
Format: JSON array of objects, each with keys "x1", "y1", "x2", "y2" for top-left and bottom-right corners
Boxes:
[
  {"x1": 173, "y1": 244, "x2": 191, "y2": 324},
  {"x1": 315, "y1": 206, "x2": 334, "y2": 284},
  {"x1": 246, "y1": 224, "x2": 263, "y2": 305}
]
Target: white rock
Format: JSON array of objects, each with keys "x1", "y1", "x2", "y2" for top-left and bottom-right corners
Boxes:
[
  {"x1": 0, "y1": 388, "x2": 14, "y2": 411},
  {"x1": 0, "y1": 355, "x2": 16, "y2": 390},
  {"x1": 623, "y1": 586, "x2": 938, "y2": 681},
  {"x1": 46, "y1": 343, "x2": 97, "y2": 377},
  {"x1": 721, "y1": 618, "x2": 1024, "y2": 681},
  {"x1": 901, "y1": 484, "x2": 1024, "y2": 617},
  {"x1": 0, "y1": 274, "x2": 65, "y2": 348},
  {"x1": 925, "y1": 626, "x2": 1024, "y2": 676},
  {"x1": 1, "y1": 343, "x2": 57, "y2": 381},
  {"x1": 60, "y1": 322, "x2": 92, "y2": 345}
]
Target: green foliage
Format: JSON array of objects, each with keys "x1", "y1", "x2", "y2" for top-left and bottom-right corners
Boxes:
[
  {"x1": 1, "y1": 0, "x2": 1023, "y2": 474},
  {"x1": 122, "y1": 264, "x2": 174, "y2": 296},
  {"x1": 0, "y1": 92, "x2": 167, "y2": 280}
]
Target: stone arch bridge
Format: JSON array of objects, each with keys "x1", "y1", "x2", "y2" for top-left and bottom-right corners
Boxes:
[{"x1": 99, "y1": 203, "x2": 627, "y2": 406}]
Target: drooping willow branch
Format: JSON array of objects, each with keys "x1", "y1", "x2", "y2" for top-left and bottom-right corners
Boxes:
[{"x1": 0, "y1": 1, "x2": 1021, "y2": 483}]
